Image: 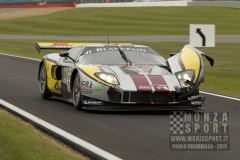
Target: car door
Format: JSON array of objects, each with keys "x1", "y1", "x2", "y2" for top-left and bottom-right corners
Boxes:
[{"x1": 59, "y1": 46, "x2": 84, "y2": 99}]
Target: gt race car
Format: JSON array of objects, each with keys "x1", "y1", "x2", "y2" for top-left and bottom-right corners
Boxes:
[{"x1": 36, "y1": 42, "x2": 214, "y2": 111}]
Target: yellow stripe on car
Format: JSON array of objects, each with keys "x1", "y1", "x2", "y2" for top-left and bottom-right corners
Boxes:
[
  {"x1": 76, "y1": 64, "x2": 113, "y2": 87},
  {"x1": 38, "y1": 42, "x2": 98, "y2": 48},
  {"x1": 181, "y1": 46, "x2": 201, "y2": 83},
  {"x1": 44, "y1": 59, "x2": 61, "y2": 94}
]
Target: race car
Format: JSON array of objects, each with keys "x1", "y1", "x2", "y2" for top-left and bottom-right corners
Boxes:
[{"x1": 36, "y1": 42, "x2": 214, "y2": 111}]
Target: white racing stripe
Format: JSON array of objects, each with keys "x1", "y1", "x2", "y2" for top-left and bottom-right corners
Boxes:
[
  {"x1": 0, "y1": 99, "x2": 122, "y2": 160},
  {"x1": 136, "y1": 68, "x2": 155, "y2": 93}
]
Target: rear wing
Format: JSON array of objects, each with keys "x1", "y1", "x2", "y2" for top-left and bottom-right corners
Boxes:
[
  {"x1": 35, "y1": 42, "x2": 97, "y2": 53},
  {"x1": 35, "y1": 42, "x2": 133, "y2": 53}
]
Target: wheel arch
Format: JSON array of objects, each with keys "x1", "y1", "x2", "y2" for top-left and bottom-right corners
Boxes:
[
  {"x1": 38, "y1": 60, "x2": 45, "y2": 80},
  {"x1": 38, "y1": 60, "x2": 52, "y2": 98},
  {"x1": 70, "y1": 69, "x2": 79, "y2": 92}
]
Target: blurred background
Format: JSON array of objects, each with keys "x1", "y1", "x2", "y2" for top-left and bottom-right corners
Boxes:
[{"x1": 1, "y1": 0, "x2": 240, "y2": 7}]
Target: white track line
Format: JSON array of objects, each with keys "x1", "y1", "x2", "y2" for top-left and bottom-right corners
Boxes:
[
  {"x1": 0, "y1": 53, "x2": 40, "y2": 61},
  {"x1": 0, "y1": 53, "x2": 123, "y2": 159},
  {"x1": 200, "y1": 91, "x2": 240, "y2": 101},
  {"x1": 0, "y1": 99, "x2": 122, "y2": 160},
  {"x1": 1, "y1": 52, "x2": 239, "y2": 101}
]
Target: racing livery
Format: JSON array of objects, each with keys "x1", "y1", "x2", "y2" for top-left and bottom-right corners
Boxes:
[{"x1": 36, "y1": 42, "x2": 214, "y2": 111}]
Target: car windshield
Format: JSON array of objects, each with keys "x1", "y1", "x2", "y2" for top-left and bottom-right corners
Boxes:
[{"x1": 77, "y1": 46, "x2": 167, "y2": 65}]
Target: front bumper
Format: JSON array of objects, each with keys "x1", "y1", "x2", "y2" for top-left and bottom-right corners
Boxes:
[
  {"x1": 82, "y1": 104, "x2": 204, "y2": 111},
  {"x1": 81, "y1": 85, "x2": 205, "y2": 111},
  {"x1": 82, "y1": 96, "x2": 205, "y2": 111}
]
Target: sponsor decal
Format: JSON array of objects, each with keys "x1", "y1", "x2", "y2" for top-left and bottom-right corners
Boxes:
[
  {"x1": 147, "y1": 75, "x2": 170, "y2": 92},
  {"x1": 169, "y1": 112, "x2": 230, "y2": 150},
  {"x1": 130, "y1": 75, "x2": 150, "y2": 91},
  {"x1": 50, "y1": 42, "x2": 73, "y2": 47},
  {"x1": 84, "y1": 50, "x2": 92, "y2": 55},
  {"x1": 188, "y1": 96, "x2": 203, "y2": 105},
  {"x1": 96, "y1": 47, "x2": 147, "y2": 52},
  {"x1": 188, "y1": 95, "x2": 201, "y2": 100},
  {"x1": 83, "y1": 100, "x2": 103, "y2": 105},
  {"x1": 90, "y1": 84, "x2": 106, "y2": 94},
  {"x1": 139, "y1": 84, "x2": 169, "y2": 90},
  {"x1": 155, "y1": 85, "x2": 170, "y2": 90},
  {"x1": 139, "y1": 85, "x2": 151, "y2": 90},
  {"x1": 95, "y1": 84, "x2": 105, "y2": 91},
  {"x1": 81, "y1": 86, "x2": 90, "y2": 90},
  {"x1": 81, "y1": 47, "x2": 150, "y2": 56},
  {"x1": 191, "y1": 100, "x2": 203, "y2": 105},
  {"x1": 81, "y1": 81, "x2": 92, "y2": 90},
  {"x1": 81, "y1": 90, "x2": 93, "y2": 94}
]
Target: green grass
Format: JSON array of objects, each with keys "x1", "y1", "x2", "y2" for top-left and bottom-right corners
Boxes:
[
  {"x1": 0, "y1": 108, "x2": 88, "y2": 160},
  {"x1": 0, "y1": 39, "x2": 239, "y2": 98},
  {"x1": 0, "y1": 7, "x2": 240, "y2": 36}
]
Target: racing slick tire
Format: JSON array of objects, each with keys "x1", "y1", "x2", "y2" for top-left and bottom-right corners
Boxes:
[
  {"x1": 39, "y1": 64, "x2": 51, "y2": 99},
  {"x1": 73, "y1": 73, "x2": 83, "y2": 110}
]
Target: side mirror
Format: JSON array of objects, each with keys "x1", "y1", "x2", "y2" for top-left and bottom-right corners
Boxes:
[
  {"x1": 59, "y1": 52, "x2": 69, "y2": 57},
  {"x1": 59, "y1": 52, "x2": 76, "y2": 62},
  {"x1": 169, "y1": 53, "x2": 177, "y2": 57}
]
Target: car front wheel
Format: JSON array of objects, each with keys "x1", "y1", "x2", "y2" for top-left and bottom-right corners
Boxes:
[
  {"x1": 39, "y1": 64, "x2": 51, "y2": 99},
  {"x1": 73, "y1": 73, "x2": 82, "y2": 110}
]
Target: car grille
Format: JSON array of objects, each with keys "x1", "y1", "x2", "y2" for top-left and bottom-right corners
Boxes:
[
  {"x1": 107, "y1": 88, "x2": 121, "y2": 102},
  {"x1": 123, "y1": 92, "x2": 174, "y2": 102}
]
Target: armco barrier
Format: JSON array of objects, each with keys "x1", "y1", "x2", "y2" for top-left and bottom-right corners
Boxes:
[
  {"x1": 1, "y1": 0, "x2": 240, "y2": 8},
  {"x1": 189, "y1": 1, "x2": 240, "y2": 8},
  {"x1": 75, "y1": 1, "x2": 240, "y2": 8},
  {"x1": 0, "y1": 4, "x2": 75, "y2": 8},
  {"x1": 76, "y1": 1, "x2": 188, "y2": 7},
  {"x1": 79, "y1": 0, "x2": 135, "y2": 3},
  {"x1": 0, "y1": 0, "x2": 75, "y2": 6}
]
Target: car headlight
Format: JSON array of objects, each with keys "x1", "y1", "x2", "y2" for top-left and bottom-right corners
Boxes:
[
  {"x1": 95, "y1": 73, "x2": 119, "y2": 85},
  {"x1": 175, "y1": 70, "x2": 195, "y2": 87}
]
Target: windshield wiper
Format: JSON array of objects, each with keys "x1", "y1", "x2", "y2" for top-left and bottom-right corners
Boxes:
[{"x1": 117, "y1": 47, "x2": 132, "y2": 66}]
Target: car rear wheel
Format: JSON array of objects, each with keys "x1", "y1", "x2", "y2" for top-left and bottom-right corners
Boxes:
[
  {"x1": 73, "y1": 73, "x2": 82, "y2": 110},
  {"x1": 39, "y1": 64, "x2": 51, "y2": 99}
]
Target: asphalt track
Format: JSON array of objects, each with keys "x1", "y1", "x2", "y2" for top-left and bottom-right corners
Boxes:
[{"x1": 0, "y1": 53, "x2": 240, "y2": 160}]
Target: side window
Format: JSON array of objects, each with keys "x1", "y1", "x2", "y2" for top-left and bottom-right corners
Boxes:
[{"x1": 63, "y1": 47, "x2": 83, "y2": 63}]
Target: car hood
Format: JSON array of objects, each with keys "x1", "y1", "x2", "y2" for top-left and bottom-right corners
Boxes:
[{"x1": 77, "y1": 64, "x2": 180, "y2": 92}]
